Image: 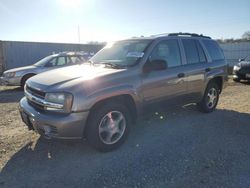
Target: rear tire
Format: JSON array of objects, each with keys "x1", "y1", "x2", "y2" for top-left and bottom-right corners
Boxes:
[
  {"x1": 86, "y1": 102, "x2": 131, "y2": 152},
  {"x1": 197, "y1": 82, "x2": 220, "y2": 113}
]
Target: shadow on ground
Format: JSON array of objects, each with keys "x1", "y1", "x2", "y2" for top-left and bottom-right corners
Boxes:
[
  {"x1": 240, "y1": 80, "x2": 250, "y2": 85},
  {"x1": 0, "y1": 87, "x2": 24, "y2": 103},
  {"x1": 1, "y1": 107, "x2": 250, "y2": 187}
]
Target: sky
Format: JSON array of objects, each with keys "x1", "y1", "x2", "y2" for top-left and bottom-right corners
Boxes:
[{"x1": 0, "y1": 0, "x2": 249, "y2": 43}]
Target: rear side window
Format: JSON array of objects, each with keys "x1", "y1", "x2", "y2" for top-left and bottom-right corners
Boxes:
[
  {"x1": 182, "y1": 39, "x2": 200, "y2": 64},
  {"x1": 196, "y1": 41, "x2": 207, "y2": 63},
  {"x1": 202, "y1": 40, "x2": 224, "y2": 61},
  {"x1": 67, "y1": 56, "x2": 83, "y2": 64},
  {"x1": 57, "y1": 57, "x2": 67, "y2": 66}
]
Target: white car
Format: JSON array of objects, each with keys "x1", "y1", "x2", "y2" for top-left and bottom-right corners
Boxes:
[{"x1": 0, "y1": 52, "x2": 86, "y2": 88}]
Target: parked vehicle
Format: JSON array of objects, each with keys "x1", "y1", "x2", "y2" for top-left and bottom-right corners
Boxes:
[
  {"x1": 233, "y1": 56, "x2": 250, "y2": 82},
  {"x1": 0, "y1": 52, "x2": 86, "y2": 88},
  {"x1": 19, "y1": 33, "x2": 228, "y2": 152}
]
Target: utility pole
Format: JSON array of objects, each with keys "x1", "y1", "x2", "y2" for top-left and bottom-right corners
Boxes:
[{"x1": 77, "y1": 25, "x2": 81, "y2": 43}]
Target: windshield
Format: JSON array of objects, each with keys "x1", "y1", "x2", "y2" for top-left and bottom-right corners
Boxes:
[
  {"x1": 34, "y1": 55, "x2": 54, "y2": 66},
  {"x1": 90, "y1": 40, "x2": 152, "y2": 67}
]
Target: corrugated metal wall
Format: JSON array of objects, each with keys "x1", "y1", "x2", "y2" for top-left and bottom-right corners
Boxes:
[
  {"x1": 220, "y1": 42, "x2": 250, "y2": 66},
  {"x1": 0, "y1": 41, "x2": 104, "y2": 74},
  {"x1": 1, "y1": 40, "x2": 249, "y2": 75},
  {"x1": 0, "y1": 42, "x2": 3, "y2": 74}
]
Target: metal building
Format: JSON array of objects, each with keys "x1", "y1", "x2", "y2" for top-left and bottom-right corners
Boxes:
[
  {"x1": 220, "y1": 42, "x2": 250, "y2": 67},
  {"x1": 0, "y1": 40, "x2": 104, "y2": 75},
  {"x1": 1, "y1": 40, "x2": 250, "y2": 75}
]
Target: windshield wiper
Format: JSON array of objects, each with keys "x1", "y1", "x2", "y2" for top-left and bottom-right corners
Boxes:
[{"x1": 100, "y1": 62, "x2": 126, "y2": 69}]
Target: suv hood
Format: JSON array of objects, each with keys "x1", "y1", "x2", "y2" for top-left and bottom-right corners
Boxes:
[
  {"x1": 28, "y1": 64, "x2": 125, "y2": 89},
  {"x1": 5, "y1": 65, "x2": 37, "y2": 73}
]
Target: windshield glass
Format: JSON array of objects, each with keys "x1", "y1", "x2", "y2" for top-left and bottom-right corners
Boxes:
[
  {"x1": 90, "y1": 40, "x2": 152, "y2": 67},
  {"x1": 34, "y1": 55, "x2": 54, "y2": 66}
]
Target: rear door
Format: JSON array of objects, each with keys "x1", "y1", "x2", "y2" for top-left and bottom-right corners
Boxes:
[
  {"x1": 180, "y1": 39, "x2": 208, "y2": 100},
  {"x1": 141, "y1": 39, "x2": 188, "y2": 103}
]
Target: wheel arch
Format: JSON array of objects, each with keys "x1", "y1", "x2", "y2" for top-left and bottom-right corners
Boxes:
[
  {"x1": 207, "y1": 76, "x2": 223, "y2": 93},
  {"x1": 83, "y1": 94, "x2": 138, "y2": 138},
  {"x1": 89, "y1": 94, "x2": 138, "y2": 123},
  {"x1": 21, "y1": 73, "x2": 36, "y2": 87}
]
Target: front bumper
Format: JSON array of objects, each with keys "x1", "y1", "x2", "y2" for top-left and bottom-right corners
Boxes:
[
  {"x1": 19, "y1": 97, "x2": 89, "y2": 139},
  {"x1": 233, "y1": 70, "x2": 250, "y2": 80},
  {"x1": 0, "y1": 76, "x2": 22, "y2": 86}
]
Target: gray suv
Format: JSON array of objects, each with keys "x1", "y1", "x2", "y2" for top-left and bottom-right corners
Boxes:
[
  {"x1": 1, "y1": 52, "x2": 86, "y2": 88},
  {"x1": 19, "y1": 33, "x2": 228, "y2": 152}
]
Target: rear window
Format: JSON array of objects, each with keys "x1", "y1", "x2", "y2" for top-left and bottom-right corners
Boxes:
[{"x1": 202, "y1": 40, "x2": 224, "y2": 61}]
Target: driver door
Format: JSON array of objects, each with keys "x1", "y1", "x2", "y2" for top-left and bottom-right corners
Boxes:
[{"x1": 141, "y1": 39, "x2": 188, "y2": 104}]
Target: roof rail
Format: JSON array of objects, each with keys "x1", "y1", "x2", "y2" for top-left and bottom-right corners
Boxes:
[
  {"x1": 168, "y1": 32, "x2": 211, "y2": 39},
  {"x1": 150, "y1": 33, "x2": 170, "y2": 37}
]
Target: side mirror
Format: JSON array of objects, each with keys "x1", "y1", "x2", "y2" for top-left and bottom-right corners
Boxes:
[
  {"x1": 143, "y1": 59, "x2": 167, "y2": 73},
  {"x1": 239, "y1": 58, "x2": 244, "y2": 62}
]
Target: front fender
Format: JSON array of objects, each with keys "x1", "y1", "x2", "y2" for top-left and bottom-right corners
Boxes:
[{"x1": 73, "y1": 84, "x2": 143, "y2": 113}]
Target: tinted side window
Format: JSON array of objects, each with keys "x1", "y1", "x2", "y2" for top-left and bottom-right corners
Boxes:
[
  {"x1": 196, "y1": 41, "x2": 207, "y2": 63},
  {"x1": 202, "y1": 40, "x2": 224, "y2": 61},
  {"x1": 150, "y1": 39, "x2": 181, "y2": 68},
  {"x1": 182, "y1": 39, "x2": 200, "y2": 64}
]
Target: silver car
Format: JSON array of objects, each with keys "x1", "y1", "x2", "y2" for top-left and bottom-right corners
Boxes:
[
  {"x1": 19, "y1": 33, "x2": 228, "y2": 152},
  {"x1": 0, "y1": 52, "x2": 86, "y2": 88}
]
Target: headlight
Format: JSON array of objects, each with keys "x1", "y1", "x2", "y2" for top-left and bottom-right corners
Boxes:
[
  {"x1": 233, "y1": 65, "x2": 240, "y2": 71},
  {"x1": 6, "y1": 72, "x2": 16, "y2": 78},
  {"x1": 44, "y1": 93, "x2": 73, "y2": 113}
]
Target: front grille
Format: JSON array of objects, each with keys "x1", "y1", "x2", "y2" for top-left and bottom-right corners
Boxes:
[
  {"x1": 28, "y1": 100, "x2": 44, "y2": 111},
  {"x1": 25, "y1": 85, "x2": 46, "y2": 111},
  {"x1": 26, "y1": 85, "x2": 46, "y2": 99}
]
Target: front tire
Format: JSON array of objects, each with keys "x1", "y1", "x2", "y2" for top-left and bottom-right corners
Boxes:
[
  {"x1": 233, "y1": 77, "x2": 241, "y2": 82},
  {"x1": 21, "y1": 74, "x2": 35, "y2": 89},
  {"x1": 197, "y1": 82, "x2": 220, "y2": 113},
  {"x1": 86, "y1": 102, "x2": 131, "y2": 152}
]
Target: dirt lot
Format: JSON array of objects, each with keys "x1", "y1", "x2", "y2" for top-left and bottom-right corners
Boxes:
[{"x1": 0, "y1": 80, "x2": 250, "y2": 187}]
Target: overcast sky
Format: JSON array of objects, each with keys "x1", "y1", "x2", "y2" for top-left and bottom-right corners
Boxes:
[{"x1": 0, "y1": 0, "x2": 249, "y2": 43}]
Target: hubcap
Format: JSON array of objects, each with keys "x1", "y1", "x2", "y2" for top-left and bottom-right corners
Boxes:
[
  {"x1": 98, "y1": 111, "x2": 126, "y2": 145},
  {"x1": 206, "y1": 88, "x2": 218, "y2": 109}
]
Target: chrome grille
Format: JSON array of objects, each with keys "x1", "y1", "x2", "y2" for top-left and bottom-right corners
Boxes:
[
  {"x1": 27, "y1": 100, "x2": 44, "y2": 111},
  {"x1": 25, "y1": 85, "x2": 64, "y2": 111},
  {"x1": 26, "y1": 85, "x2": 45, "y2": 99},
  {"x1": 25, "y1": 85, "x2": 45, "y2": 111}
]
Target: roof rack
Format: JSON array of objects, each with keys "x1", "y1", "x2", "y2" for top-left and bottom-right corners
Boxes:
[
  {"x1": 57, "y1": 51, "x2": 85, "y2": 55},
  {"x1": 168, "y1": 32, "x2": 211, "y2": 39}
]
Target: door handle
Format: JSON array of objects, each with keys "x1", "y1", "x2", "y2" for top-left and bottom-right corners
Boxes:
[
  {"x1": 205, "y1": 68, "x2": 211, "y2": 72},
  {"x1": 177, "y1": 73, "x2": 185, "y2": 78}
]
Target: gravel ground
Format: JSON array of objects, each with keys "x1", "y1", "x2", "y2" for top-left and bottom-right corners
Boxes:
[{"x1": 0, "y1": 79, "x2": 250, "y2": 188}]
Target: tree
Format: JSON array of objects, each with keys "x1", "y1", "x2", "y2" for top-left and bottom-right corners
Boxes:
[{"x1": 242, "y1": 31, "x2": 250, "y2": 40}]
